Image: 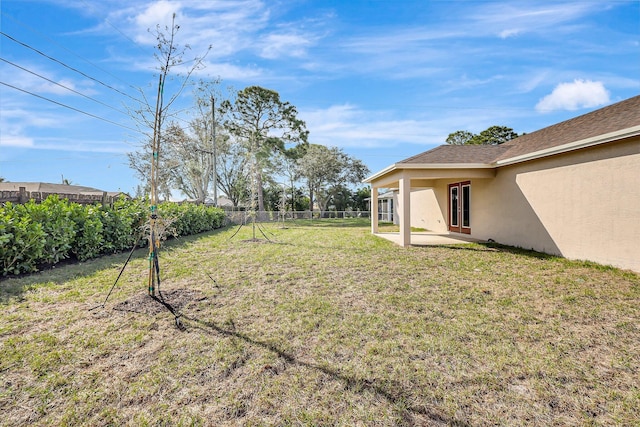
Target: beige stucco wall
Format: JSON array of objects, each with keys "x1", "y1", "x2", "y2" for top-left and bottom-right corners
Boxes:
[
  {"x1": 472, "y1": 138, "x2": 640, "y2": 272},
  {"x1": 409, "y1": 188, "x2": 448, "y2": 232}
]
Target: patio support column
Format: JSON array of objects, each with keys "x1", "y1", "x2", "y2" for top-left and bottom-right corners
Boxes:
[
  {"x1": 399, "y1": 174, "x2": 411, "y2": 247},
  {"x1": 370, "y1": 185, "x2": 378, "y2": 233}
]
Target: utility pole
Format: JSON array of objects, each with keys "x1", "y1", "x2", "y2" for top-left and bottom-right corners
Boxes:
[{"x1": 211, "y1": 96, "x2": 217, "y2": 207}]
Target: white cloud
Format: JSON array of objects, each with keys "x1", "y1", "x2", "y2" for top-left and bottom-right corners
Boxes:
[
  {"x1": 133, "y1": 0, "x2": 183, "y2": 43},
  {"x1": 499, "y1": 28, "x2": 522, "y2": 39},
  {"x1": 300, "y1": 104, "x2": 429, "y2": 148},
  {"x1": 474, "y1": 2, "x2": 602, "y2": 39},
  {"x1": 535, "y1": 79, "x2": 610, "y2": 112},
  {"x1": 517, "y1": 71, "x2": 550, "y2": 93},
  {"x1": 0, "y1": 134, "x2": 34, "y2": 148},
  {"x1": 259, "y1": 33, "x2": 312, "y2": 59}
]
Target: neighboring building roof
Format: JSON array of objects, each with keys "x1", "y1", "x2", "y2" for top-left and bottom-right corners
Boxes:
[
  {"x1": 204, "y1": 196, "x2": 234, "y2": 207},
  {"x1": 0, "y1": 182, "x2": 126, "y2": 197}
]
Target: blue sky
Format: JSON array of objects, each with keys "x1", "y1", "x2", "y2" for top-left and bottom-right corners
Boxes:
[{"x1": 1, "y1": 0, "x2": 638, "y2": 196}]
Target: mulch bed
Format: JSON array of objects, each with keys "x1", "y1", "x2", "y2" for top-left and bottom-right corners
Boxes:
[{"x1": 112, "y1": 288, "x2": 207, "y2": 316}]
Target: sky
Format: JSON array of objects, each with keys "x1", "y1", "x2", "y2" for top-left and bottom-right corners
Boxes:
[{"x1": 1, "y1": 0, "x2": 639, "y2": 197}]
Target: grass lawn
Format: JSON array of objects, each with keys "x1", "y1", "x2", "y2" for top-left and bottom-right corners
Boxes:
[{"x1": 1, "y1": 219, "x2": 639, "y2": 426}]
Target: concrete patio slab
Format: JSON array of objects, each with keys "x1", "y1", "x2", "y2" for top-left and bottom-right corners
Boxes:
[{"x1": 374, "y1": 232, "x2": 482, "y2": 246}]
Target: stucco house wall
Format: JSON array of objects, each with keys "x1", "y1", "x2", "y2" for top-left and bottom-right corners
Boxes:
[
  {"x1": 471, "y1": 137, "x2": 640, "y2": 271},
  {"x1": 410, "y1": 188, "x2": 448, "y2": 232}
]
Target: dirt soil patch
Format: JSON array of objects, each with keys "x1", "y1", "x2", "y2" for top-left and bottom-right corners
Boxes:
[{"x1": 112, "y1": 288, "x2": 207, "y2": 316}]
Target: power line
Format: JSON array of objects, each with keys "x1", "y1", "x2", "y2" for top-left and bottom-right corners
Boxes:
[
  {"x1": 0, "y1": 11, "x2": 149, "y2": 89},
  {"x1": 0, "y1": 57, "x2": 131, "y2": 117},
  {"x1": 0, "y1": 31, "x2": 144, "y2": 105},
  {"x1": 0, "y1": 80, "x2": 141, "y2": 134}
]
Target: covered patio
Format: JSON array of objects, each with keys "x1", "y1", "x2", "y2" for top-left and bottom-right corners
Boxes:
[{"x1": 365, "y1": 145, "x2": 505, "y2": 247}]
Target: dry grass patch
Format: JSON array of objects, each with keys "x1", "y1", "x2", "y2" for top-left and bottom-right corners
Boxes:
[{"x1": 1, "y1": 219, "x2": 639, "y2": 426}]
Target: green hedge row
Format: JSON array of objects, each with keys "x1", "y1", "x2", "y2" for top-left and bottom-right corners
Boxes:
[{"x1": 0, "y1": 196, "x2": 225, "y2": 276}]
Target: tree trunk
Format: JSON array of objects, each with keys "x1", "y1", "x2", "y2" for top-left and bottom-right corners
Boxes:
[
  {"x1": 290, "y1": 177, "x2": 295, "y2": 212},
  {"x1": 308, "y1": 184, "x2": 314, "y2": 218},
  {"x1": 256, "y1": 169, "x2": 264, "y2": 212}
]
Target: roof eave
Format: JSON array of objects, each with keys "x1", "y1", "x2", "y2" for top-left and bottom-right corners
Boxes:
[
  {"x1": 364, "y1": 162, "x2": 494, "y2": 183},
  {"x1": 364, "y1": 163, "x2": 399, "y2": 183}
]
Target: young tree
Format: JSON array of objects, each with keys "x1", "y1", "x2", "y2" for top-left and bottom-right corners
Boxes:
[
  {"x1": 221, "y1": 86, "x2": 308, "y2": 212},
  {"x1": 125, "y1": 13, "x2": 210, "y2": 295},
  {"x1": 127, "y1": 14, "x2": 210, "y2": 200}
]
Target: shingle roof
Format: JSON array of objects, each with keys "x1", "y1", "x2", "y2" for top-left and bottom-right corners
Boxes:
[
  {"x1": 399, "y1": 145, "x2": 510, "y2": 164},
  {"x1": 398, "y1": 94, "x2": 640, "y2": 166},
  {"x1": 496, "y1": 94, "x2": 640, "y2": 161}
]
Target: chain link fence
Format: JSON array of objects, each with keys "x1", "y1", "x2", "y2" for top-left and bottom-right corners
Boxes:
[{"x1": 223, "y1": 209, "x2": 371, "y2": 224}]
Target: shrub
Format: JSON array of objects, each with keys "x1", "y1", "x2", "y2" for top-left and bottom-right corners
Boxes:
[
  {"x1": 157, "y1": 203, "x2": 224, "y2": 238},
  {"x1": 69, "y1": 204, "x2": 104, "y2": 261},
  {"x1": 22, "y1": 196, "x2": 76, "y2": 265},
  {"x1": 101, "y1": 197, "x2": 147, "y2": 252},
  {"x1": 0, "y1": 203, "x2": 46, "y2": 275},
  {"x1": 0, "y1": 197, "x2": 226, "y2": 276}
]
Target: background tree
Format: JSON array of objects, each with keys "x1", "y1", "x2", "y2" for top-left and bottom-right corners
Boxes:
[
  {"x1": 165, "y1": 79, "x2": 227, "y2": 203},
  {"x1": 186, "y1": 79, "x2": 227, "y2": 203},
  {"x1": 216, "y1": 134, "x2": 250, "y2": 207},
  {"x1": 272, "y1": 146, "x2": 307, "y2": 212},
  {"x1": 446, "y1": 130, "x2": 475, "y2": 145},
  {"x1": 471, "y1": 125, "x2": 519, "y2": 145},
  {"x1": 263, "y1": 183, "x2": 286, "y2": 212},
  {"x1": 221, "y1": 86, "x2": 308, "y2": 212},
  {"x1": 292, "y1": 188, "x2": 310, "y2": 211},
  {"x1": 127, "y1": 131, "x2": 174, "y2": 200},
  {"x1": 298, "y1": 144, "x2": 369, "y2": 215},
  {"x1": 328, "y1": 185, "x2": 352, "y2": 211},
  {"x1": 160, "y1": 122, "x2": 211, "y2": 202},
  {"x1": 446, "y1": 126, "x2": 519, "y2": 146},
  {"x1": 351, "y1": 186, "x2": 371, "y2": 211}
]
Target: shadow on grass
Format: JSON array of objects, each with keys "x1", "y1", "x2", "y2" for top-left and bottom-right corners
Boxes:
[
  {"x1": 428, "y1": 242, "x2": 561, "y2": 261},
  {"x1": 0, "y1": 226, "x2": 232, "y2": 304},
  {"x1": 181, "y1": 314, "x2": 471, "y2": 427}
]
